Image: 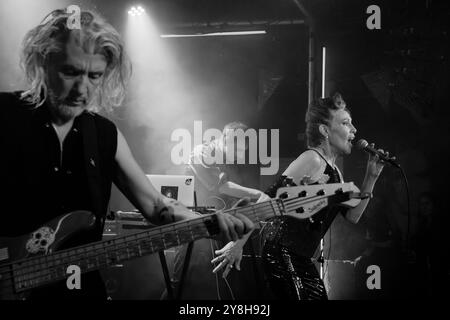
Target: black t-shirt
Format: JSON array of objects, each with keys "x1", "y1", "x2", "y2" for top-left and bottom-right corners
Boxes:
[
  {"x1": 0, "y1": 92, "x2": 117, "y2": 237},
  {"x1": 0, "y1": 91, "x2": 118, "y2": 299}
]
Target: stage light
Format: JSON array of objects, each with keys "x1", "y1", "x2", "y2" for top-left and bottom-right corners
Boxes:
[
  {"x1": 160, "y1": 30, "x2": 266, "y2": 38},
  {"x1": 128, "y1": 6, "x2": 145, "y2": 16},
  {"x1": 322, "y1": 46, "x2": 326, "y2": 98}
]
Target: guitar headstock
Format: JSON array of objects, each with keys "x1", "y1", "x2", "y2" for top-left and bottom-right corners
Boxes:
[{"x1": 275, "y1": 182, "x2": 361, "y2": 220}]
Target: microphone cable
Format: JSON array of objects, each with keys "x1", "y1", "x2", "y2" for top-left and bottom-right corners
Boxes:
[
  {"x1": 358, "y1": 140, "x2": 411, "y2": 250},
  {"x1": 397, "y1": 165, "x2": 411, "y2": 252}
]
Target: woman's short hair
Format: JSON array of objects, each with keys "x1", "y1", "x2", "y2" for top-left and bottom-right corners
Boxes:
[
  {"x1": 20, "y1": 7, "x2": 132, "y2": 112},
  {"x1": 305, "y1": 93, "x2": 350, "y2": 147}
]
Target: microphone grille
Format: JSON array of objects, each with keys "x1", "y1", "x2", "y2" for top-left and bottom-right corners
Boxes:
[{"x1": 356, "y1": 139, "x2": 368, "y2": 150}]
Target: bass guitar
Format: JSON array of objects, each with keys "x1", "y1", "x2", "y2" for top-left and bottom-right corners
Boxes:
[{"x1": 0, "y1": 182, "x2": 365, "y2": 299}]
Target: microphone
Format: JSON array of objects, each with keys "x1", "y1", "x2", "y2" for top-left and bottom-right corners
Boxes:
[{"x1": 356, "y1": 139, "x2": 400, "y2": 168}]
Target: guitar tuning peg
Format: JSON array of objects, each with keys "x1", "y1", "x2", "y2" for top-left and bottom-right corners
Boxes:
[
  {"x1": 295, "y1": 207, "x2": 305, "y2": 214},
  {"x1": 279, "y1": 192, "x2": 288, "y2": 199},
  {"x1": 298, "y1": 190, "x2": 307, "y2": 198},
  {"x1": 284, "y1": 177, "x2": 295, "y2": 186}
]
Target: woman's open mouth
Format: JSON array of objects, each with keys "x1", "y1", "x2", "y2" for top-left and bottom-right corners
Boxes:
[{"x1": 348, "y1": 136, "x2": 355, "y2": 146}]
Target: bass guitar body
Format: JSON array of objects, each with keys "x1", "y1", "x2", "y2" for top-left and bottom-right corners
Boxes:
[{"x1": 0, "y1": 211, "x2": 96, "y2": 300}]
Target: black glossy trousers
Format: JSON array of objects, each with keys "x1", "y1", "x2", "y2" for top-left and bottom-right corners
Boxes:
[{"x1": 262, "y1": 243, "x2": 327, "y2": 300}]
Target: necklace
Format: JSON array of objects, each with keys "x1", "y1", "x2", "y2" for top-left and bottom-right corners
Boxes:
[
  {"x1": 310, "y1": 147, "x2": 336, "y2": 168},
  {"x1": 310, "y1": 147, "x2": 344, "y2": 183}
]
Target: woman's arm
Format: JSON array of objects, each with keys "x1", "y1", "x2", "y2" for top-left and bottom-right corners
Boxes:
[{"x1": 346, "y1": 146, "x2": 386, "y2": 224}]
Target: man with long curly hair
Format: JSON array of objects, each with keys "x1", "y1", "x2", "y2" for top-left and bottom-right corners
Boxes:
[{"x1": 0, "y1": 7, "x2": 253, "y2": 300}]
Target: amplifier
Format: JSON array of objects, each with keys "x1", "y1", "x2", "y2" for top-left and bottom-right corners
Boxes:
[{"x1": 103, "y1": 211, "x2": 152, "y2": 238}]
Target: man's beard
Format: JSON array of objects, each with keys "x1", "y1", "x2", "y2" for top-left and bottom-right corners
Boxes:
[{"x1": 47, "y1": 90, "x2": 88, "y2": 122}]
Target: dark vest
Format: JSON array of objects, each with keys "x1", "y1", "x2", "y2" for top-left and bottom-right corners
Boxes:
[{"x1": 0, "y1": 91, "x2": 117, "y2": 242}]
